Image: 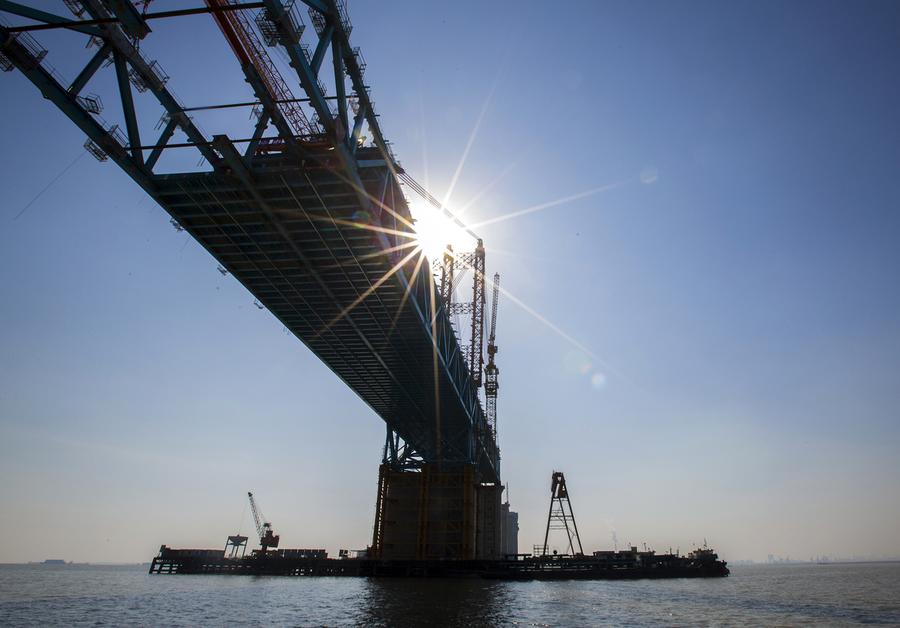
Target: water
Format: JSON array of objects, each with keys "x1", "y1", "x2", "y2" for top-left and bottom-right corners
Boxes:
[{"x1": 1, "y1": 562, "x2": 899, "y2": 626}]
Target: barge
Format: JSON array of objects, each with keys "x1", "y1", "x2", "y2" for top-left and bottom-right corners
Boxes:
[
  {"x1": 149, "y1": 545, "x2": 729, "y2": 580},
  {"x1": 150, "y1": 476, "x2": 728, "y2": 580}
]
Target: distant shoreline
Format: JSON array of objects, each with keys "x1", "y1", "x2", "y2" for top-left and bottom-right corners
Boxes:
[
  {"x1": 730, "y1": 560, "x2": 900, "y2": 567},
  {"x1": 815, "y1": 560, "x2": 900, "y2": 566}
]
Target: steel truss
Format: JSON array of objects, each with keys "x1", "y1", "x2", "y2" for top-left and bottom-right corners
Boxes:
[
  {"x1": 382, "y1": 426, "x2": 424, "y2": 471},
  {"x1": 438, "y1": 241, "x2": 487, "y2": 389},
  {"x1": 1, "y1": 0, "x2": 499, "y2": 483}
]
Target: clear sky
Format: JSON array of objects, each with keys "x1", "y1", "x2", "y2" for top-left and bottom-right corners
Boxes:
[{"x1": 1, "y1": 0, "x2": 899, "y2": 564}]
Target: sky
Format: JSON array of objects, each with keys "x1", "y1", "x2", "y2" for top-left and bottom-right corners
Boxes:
[{"x1": 1, "y1": 0, "x2": 899, "y2": 564}]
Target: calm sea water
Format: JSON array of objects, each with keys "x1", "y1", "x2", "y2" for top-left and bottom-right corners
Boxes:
[{"x1": 1, "y1": 562, "x2": 899, "y2": 626}]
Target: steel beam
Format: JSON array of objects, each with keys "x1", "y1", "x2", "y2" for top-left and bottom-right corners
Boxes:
[
  {"x1": 0, "y1": 3, "x2": 266, "y2": 33},
  {"x1": 260, "y1": 0, "x2": 372, "y2": 212},
  {"x1": 244, "y1": 111, "x2": 270, "y2": 158},
  {"x1": 112, "y1": 50, "x2": 143, "y2": 165},
  {"x1": 310, "y1": 24, "x2": 332, "y2": 75},
  {"x1": 261, "y1": 0, "x2": 331, "y2": 132},
  {"x1": 145, "y1": 117, "x2": 178, "y2": 171},
  {"x1": 79, "y1": 0, "x2": 222, "y2": 168},
  {"x1": 99, "y1": 0, "x2": 151, "y2": 40},
  {"x1": 0, "y1": 27, "x2": 154, "y2": 195},
  {"x1": 327, "y1": 0, "x2": 391, "y2": 166},
  {"x1": 331, "y1": 38, "x2": 349, "y2": 146},
  {"x1": 67, "y1": 41, "x2": 111, "y2": 96},
  {"x1": 0, "y1": 1, "x2": 102, "y2": 36}
]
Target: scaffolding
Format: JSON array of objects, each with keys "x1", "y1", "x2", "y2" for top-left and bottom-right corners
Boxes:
[
  {"x1": 76, "y1": 93, "x2": 103, "y2": 114},
  {"x1": 255, "y1": 0, "x2": 304, "y2": 47},
  {"x1": 438, "y1": 241, "x2": 487, "y2": 388},
  {"x1": 0, "y1": 30, "x2": 46, "y2": 72},
  {"x1": 128, "y1": 59, "x2": 168, "y2": 93}
]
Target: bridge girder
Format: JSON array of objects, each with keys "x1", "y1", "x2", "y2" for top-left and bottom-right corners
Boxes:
[{"x1": 0, "y1": 0, "x2": 499, "y2": 483}]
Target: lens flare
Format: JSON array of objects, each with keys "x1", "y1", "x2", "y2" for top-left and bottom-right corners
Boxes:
[{"x1": 409, "y1": 200, "x2": 476, "y2": 262}]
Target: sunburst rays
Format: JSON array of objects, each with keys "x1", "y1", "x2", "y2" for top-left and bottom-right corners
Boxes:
[
  {"x1": 441, "y1": 82, "x2": 497, "y2": 210},
  {"x1": 308, "y1": 69, "x2": 640, "y2": 397},
  {"x1": 318, "y1": 245, "x2": 421, "y2": 339},
  {"x1": 469, "y1": 176, "x2": 634, "y2": 230}
]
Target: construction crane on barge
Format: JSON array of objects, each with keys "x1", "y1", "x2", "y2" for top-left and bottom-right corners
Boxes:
[{"x1": 248, "y1": 491, "x2": 280, "y2": 554}]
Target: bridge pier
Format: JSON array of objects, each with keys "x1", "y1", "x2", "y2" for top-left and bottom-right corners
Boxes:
[{"x1": 370, "y1": 464, "x2": 505, "y2": 560}]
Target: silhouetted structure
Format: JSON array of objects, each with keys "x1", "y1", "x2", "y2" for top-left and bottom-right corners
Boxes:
[
  {"x1": 542, "y1": 471, "x2": 584, "y2": 556},
  {"x1": 1, "y1": 0, "x2": 504, "y2": 560}
]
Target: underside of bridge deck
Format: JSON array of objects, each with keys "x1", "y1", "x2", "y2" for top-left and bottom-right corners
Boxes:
[{"x1": 154, "y1": 145, "x2": 498, "y2": 482}]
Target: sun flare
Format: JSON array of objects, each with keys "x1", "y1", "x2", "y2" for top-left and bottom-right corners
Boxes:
[{"x1": 408, "y1": 200, "x2": 476, "y2": 262}]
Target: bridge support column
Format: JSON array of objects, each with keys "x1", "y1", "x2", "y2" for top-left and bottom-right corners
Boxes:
[
  {"x1": 476, "y1": 482, "x2": 504, "y2": 560},
  {"x1": 370, "y1": 464, "x2": 502, "y2": 561}
]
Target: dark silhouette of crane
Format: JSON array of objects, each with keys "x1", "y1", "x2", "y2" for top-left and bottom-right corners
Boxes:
[{"x1": 248, "y1": 491, "x2": 279, "y2": 554}]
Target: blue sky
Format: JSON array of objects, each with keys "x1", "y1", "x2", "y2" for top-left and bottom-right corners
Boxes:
[{"x1": 1, "y1": 0, "x2": 899, "y2": 563}]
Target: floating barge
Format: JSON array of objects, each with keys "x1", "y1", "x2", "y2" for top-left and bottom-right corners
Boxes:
[
  {"x1": 149, "y1": 545, "x2": 728, "y2": 580},
  {"x1": 481, "y1": 547, "x2": 730, "y2": 580},
  {"x1": 149, "y1": 547, "x2": 358, "y2": 576},
  {"x1": 150, "y1": 475, "x2": 728, "y2": 580}
]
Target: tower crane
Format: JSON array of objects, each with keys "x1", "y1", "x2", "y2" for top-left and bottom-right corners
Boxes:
[
  {"x1": 248, "y1": 491, "x2": 280, "y2": 553},
  {"x1": 484, "y1": 273, "x2": 501, "y2": 437}
]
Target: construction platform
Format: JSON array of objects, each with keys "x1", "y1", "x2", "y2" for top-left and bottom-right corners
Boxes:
[{"x1": 149, "y1": 546, "x2": 728, "y2": 580}]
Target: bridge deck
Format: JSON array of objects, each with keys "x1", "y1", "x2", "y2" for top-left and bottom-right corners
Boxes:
[{"x1": 153, "y1": 146, "x2": 498, "y2": 481}]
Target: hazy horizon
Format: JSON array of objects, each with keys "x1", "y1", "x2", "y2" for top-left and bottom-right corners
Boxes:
[{"x1": 2, "y1": 0, "x2": 899, "y2": 565}]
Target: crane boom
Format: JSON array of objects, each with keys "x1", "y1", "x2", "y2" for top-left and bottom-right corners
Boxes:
[
  {"x1": 469, "y1": 240, "x2": 486, "y2": 388},
  {"x1": 484, "y1": 273, "x2": 500, "y2": 436},
  {"x1": 247, "y1": 491, "x2": 280, "y2": 553},
  {"x1": 488, "y1": 273, "x2": 500, "y2": 348},
  {"x1": 248, "y1": 491, "x2": 264, "y2": 539}
]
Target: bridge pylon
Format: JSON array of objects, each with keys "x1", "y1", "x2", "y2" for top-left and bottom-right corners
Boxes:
[{"x1": 370, "y1": 462, "x2": 504, "y2": 561}]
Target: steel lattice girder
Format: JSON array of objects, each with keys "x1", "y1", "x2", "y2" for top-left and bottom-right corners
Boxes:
[
  {"x1": 0, "y1": 1, "x2": 499, "y2": 483},
  {"x1": 155, "y1": 147, "x2": 498, "y2": 481}
]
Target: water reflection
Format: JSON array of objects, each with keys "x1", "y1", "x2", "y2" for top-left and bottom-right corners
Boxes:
[{"x1": 358, "y1": 578, "x2": 513, "y2": 627}]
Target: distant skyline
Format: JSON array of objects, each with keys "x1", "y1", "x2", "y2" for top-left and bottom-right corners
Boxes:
[{"x1": 2, "y1": 0, "x2": 899, "y2": 564}]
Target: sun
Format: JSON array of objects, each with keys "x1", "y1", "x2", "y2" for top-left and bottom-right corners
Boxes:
[{"x1": 408, "y1": 200, "x2": 476, "y2": 262}]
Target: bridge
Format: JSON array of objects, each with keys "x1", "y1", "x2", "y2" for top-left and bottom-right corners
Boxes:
[{"x1": 1, "y1": 1, "x2": 508, "y2": 559}]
